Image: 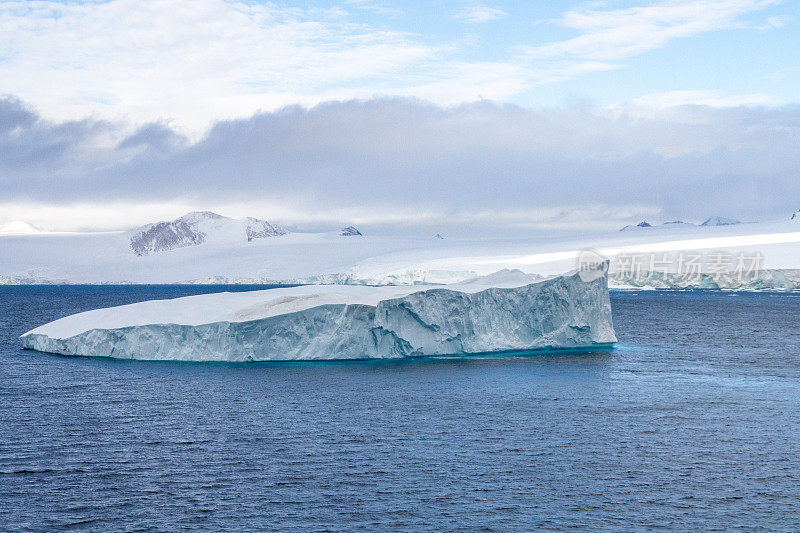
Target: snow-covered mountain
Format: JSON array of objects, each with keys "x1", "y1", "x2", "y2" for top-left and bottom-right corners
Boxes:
[
  {"x1": 244, "y1": 217, "x2": 288, "y2": 241},
  {"x1": 619, "y1": 221, "x2": 653, "y2": 231},
  {"x1": 701, "y1": 217, "x2": 741, "y2": 226},
  {"x1": 340, "y1": 226, "x2": 363, "y2": 236},
  {"x1": 621, "y1": 217, "x2": 742, "y2": 231},
  {"x1": 129, "y1": 211, "x2": 288, "y2": 256}
]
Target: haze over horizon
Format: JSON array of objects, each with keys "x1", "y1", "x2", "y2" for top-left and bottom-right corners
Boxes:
[{"x1": 2, "y1": 0, "x2": 799, "y2": 235}]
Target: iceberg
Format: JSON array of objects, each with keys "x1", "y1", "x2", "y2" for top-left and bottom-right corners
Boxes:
[{"x1": 20, "y1": 269, "x2": 616, "y2": 362}]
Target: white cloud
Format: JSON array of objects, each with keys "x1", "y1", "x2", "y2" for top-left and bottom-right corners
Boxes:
[
  {"x1": 343, "y1": 0, "x2": 402, "y2": 17},
  {"x1": 0, "y1": 0, "x2": 433, "y2": 133},
  {"x1": 523, "y1": 0, "x2": 779, "y2": 73},
  {"x1": 0, "y1": 0, "x2": 789, "y2": 137},
  {"x1": 756, "y1": 14, "x2": 790, "y2": 29},
  {"x1": 615, "y1": 90, "x2": 778, "y2": 109},
  {"x1": 453, "y1": 4, "x2": 507, "y2": 24}
]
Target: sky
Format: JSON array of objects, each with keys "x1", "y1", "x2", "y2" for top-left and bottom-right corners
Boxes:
[{"x1": 1, "y1": 0, "x2": 799, "y2": 235}]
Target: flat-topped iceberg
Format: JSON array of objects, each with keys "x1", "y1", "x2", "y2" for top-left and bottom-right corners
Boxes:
[{"x1": 20, "y1": 269, "x2": 616, "y2": 361}]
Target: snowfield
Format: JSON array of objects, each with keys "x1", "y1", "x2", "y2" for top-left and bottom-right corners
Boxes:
[
  {"x1": 3, "y1": 212, "x2": 800, "y2": 289},
  {"x1": 20, "y1": 269, "x2": 616, "y2": 361}
]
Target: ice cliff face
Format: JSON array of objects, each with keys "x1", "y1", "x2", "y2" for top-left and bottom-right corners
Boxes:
[
  {"x1": 20, "y1": 269, "x2": 616, "y2": 362},
  {"x1": 610, "y1": 269, "x2": 800, "y2": 290},
  {"x1": 129, "y1": 211, "x2": 288, "y2": 256}
]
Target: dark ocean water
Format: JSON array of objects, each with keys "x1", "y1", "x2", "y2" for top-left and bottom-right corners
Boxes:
[{"x1": 2, "y1": 286, "x2": 800, "y2": 531}]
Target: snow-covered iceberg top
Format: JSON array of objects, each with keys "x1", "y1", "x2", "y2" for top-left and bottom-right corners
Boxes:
[{"x1": 20, "y1": 269, "x2": 616, "y2": 362}]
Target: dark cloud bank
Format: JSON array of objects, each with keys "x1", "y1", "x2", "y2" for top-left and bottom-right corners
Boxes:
[{"x1": 2, "y1": 94, "x2": 799, "y2": 230}]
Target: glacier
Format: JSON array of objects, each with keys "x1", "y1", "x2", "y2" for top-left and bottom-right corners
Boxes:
[
  {"x1": 19, "y1": 269, "x2": 616, "y2": 362},
  {"x1": 5, "y1": 211, "x2": 800, "y2": 287}
]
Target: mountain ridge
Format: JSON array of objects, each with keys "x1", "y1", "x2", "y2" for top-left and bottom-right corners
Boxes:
[{"x1": 129, "y1": 211, "x2": 288, "y2": 256}]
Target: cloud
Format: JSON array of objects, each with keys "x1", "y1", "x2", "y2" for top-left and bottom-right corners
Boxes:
[
  {"x1": 0, "y1": 96, "x2": 37, "y2": 133},
  {"x1": 343, "y1": 0, "x2": 402, "y2": 17},
  {"x1": 0, "y1": 0, "x2": 433, "y2": 132},
  {"x1": 453, "y1": 4, "x2": 507, "y2": 23},
  {"x1": 2, "y1": 95, "x2": 800, "y2": 234},
  {"x1": 612, "y1": 90, "x2": 777, "y2": 110},
  {"x1": 756, "y1": 14, "x2": 790, "y2": 29},
  {"x1": 0, "y1": 0, "x2": 786, "y2": 136},
  {"x1": 522, "y1": 0, "x2": 780, "y2": 75}
]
